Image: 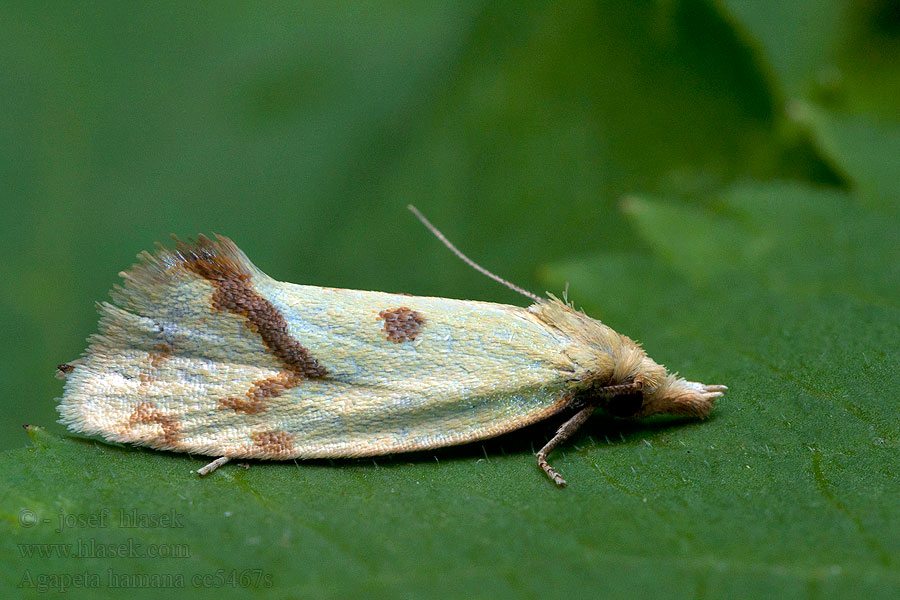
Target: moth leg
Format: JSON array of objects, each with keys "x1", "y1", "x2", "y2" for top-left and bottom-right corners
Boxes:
[
  {"x1": 197, "y1": 456, "x2": 231, "y2": 477},
  {"x1": 536, "y1": 405, "x2": 597, "y2": 487}
]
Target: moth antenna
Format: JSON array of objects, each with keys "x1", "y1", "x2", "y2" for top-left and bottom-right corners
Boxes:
[{"x1": 408, "y1": 205, "x2": 542, "y2": 303}]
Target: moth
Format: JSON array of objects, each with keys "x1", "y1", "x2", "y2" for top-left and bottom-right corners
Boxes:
[{"x1": 58, "y1": 206, "x2": 725, "y2": 486}]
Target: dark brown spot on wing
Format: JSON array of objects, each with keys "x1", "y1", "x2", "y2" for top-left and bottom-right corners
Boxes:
[
  {"x1": 174, "y1": 236, "x2": 327, "y2": 379},
  {"x1": 252, "y1": 430, "x2": 295, "y2": 457},
  {"x1": 57, "y1": 363, "x2": 75, "y2": 374},
  {"x1": 220, "y1": 370, "x2": 301, "y2": 414},
  {"x1": 377, "y1": 307, "x2": 425, "y2": 343},
  {"x1": 129, "y1": 401, "x2": 179, "y2": 445}
]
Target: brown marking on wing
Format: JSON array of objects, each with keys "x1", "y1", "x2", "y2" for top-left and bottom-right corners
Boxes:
[
  {"x1": 138, "y1": 343, "x2": 170, "y2": 390},
  {"x1": 138, "y1": 372, "x2": 153, "y2": 390},
  {"x1": 252, "y1": 430, "x2": 295, "y2": 457},
  {"x1": 148, "y1": 342, "x2": 172, "y2": 369},
  {"x1": 129, "y1": 401, "x2": 179, "y2": 445},
  {"x1": 174, "y1": 236, "x2": 327, "y2": 379},
  {"x1": 220, "y1": 370, "x2": 300, "y2": 414},
  {"x1": 57, "y1": 363, "x2": 75, "y2": 374},
  {"x1": 377, "y1": 307, "x2": 425, "y2": 343}
]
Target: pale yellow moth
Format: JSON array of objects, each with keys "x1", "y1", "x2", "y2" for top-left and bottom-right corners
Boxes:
[{"x1": 58, "y1": 206, "x2": 726, "y2": 486}]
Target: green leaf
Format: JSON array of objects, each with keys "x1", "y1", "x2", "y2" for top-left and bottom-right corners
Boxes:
[
  {"x1": 721, "y1": 0, "x2": 900, "y2": 120},
  {"x1": 722, "y1": 0, "x2": 900, "y2": 207},
  {"x1": 620, "y1": 181, "x2": 900, "y2": 301},
  {"x1": 719, "y1": 0, "x2": 851, "y2": 99},
  {"x1": 791, "y1": 105, "x2": 900, "y2": 205}
]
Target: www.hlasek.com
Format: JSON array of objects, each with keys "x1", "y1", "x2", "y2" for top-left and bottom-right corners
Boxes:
[{"x1": 18, "y1": 538, "x2": 190, "y2": 559}]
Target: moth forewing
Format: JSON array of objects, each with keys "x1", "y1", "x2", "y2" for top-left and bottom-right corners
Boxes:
[{"x1": 58, "y1": 230, "x2": 726, "y2": 487}]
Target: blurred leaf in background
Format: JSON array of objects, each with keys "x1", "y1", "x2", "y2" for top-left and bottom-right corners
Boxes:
[{"x1": 1, "y1": 0, "x2": 898, "y2": 598}]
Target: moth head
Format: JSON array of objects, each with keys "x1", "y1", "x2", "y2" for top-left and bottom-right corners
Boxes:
[{"x1": 627, "y1": 375, "x2": 726, "y2": 419}]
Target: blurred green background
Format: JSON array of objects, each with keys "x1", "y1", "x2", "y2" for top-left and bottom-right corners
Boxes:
[{"x1": 2, "y1": 1, "x2": 899, "y2": 598}]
